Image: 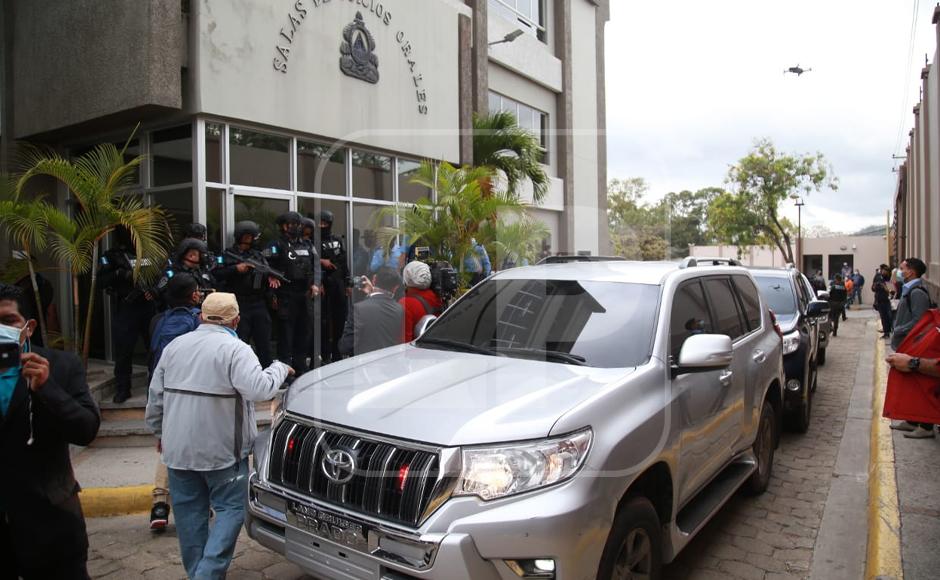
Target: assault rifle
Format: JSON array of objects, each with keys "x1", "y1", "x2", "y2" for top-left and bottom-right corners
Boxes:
[{"x1": 224, "y1": 250, "x2": 289, "y2": 284}]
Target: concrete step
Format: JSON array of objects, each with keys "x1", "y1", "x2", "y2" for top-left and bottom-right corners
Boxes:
[{"x1": 90, "y1": 406, "x2": 275, "y2": 448}]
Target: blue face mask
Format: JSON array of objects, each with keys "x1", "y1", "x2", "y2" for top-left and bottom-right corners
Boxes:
[{"x1": 0, "y1": 323, "x2": 25, "y2": 418}]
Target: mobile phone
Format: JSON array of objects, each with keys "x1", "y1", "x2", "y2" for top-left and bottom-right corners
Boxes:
[{"x1": 0, "y1": 342, "x2": 21, "y2": 370}]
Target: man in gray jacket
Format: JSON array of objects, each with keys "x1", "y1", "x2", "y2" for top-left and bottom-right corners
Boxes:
[
  {"x1": 891, "y1": 257, "x2": 931, "y2": 351},
  {"x1": 145, "y1": 292, "x2": 292, "y2": 579}
]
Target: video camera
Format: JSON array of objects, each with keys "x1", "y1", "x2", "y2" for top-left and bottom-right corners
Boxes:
[{"x1": 414, "y1": 246, "x2": 458, "y2": 304}]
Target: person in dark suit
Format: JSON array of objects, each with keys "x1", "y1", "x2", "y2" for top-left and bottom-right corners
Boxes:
[
  {"x1": 0, "y1": 284, "x2": 100, "y2": 579},
  {"x1": 339, "y1": 266, "x2": 405, "y2": 357}
]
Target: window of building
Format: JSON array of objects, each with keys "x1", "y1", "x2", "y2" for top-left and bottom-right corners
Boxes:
[
  {"x1": 298, "y1": 197, "x2": 349, "y2": 248},
  {"x1": 398, "y1": 159, "x2": 432, "y2": 204},
  {"x1": 150, "y1": 188, "x2": 194, "y2": 239},
  {"x1": 229, "y1": 128, "x2": 290, "y2": 190},
  {"x1": 352, "y1": 203, "x2": 396, "y2": 275},
  {"x1": 352, "y1": 150, "x2": 393, "y2": 201},
  {"x1": 489, "y1": 0, "x2": 546, "y2": 42},
  {"x1": 298, "y1": 141, "x2": 347, "y2": 197},
  {"x1": 206, "y1": 187, "x2": 225, "y2": 253},
  {"x1": 233, "y1": 195, "x2": 290, "y2": 244},
  {"x1": 488, "y1": 92, "x2": 550, "y2": 164},
  {"x1": 205, "y1": 123, "x2": 224, "y2": 184},
  {"x1": 151, "y1": 125, "x2": 193, "y2": 187}
]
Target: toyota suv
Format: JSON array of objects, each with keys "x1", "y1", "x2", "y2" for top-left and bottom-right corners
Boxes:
[
  {"x1": 750, "y1": 267, "x2": 830, "y2": 433},
  {"x1": 247, "y1": 259, "x2": 785, "y2": 580}
]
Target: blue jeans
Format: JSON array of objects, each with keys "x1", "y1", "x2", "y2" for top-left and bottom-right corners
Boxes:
[{"x1": 167, "y1": 458, "x2": 249, "y2": 579}]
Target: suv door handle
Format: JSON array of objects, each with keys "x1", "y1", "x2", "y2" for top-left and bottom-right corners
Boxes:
[
  {"x1": 752, "y1": 350, "x2": 766, "y2": 363},
  {"x1": 719, "y1": 370, "x2": 733, "y2": 386}
]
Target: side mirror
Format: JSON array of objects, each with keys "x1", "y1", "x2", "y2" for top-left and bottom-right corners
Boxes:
[
  {"x1": 806, "y1": 300, "x2": 830, "y2": 318},
  {"x1": 414, "y1": 314, "x2": 437, "y2": 339},
  {"x1": 675, "y1": 334, "x2": 733, "y2": 373},
  {"x1": 816, "y1": 290, "x2": 830, "y2": 300}
]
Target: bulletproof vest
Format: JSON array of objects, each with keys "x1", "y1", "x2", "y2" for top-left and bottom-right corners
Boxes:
[
  {"x1": 174, "y1": 264, "x2": 215, "y2": 291},
  {"x1": 280, "y1": 238, "x2": 314, "y2": 283},
  {"x1": 227, "y1": 248, "x2": 268, "y2": 297},
  {"x1": 101, "y1": 250, "x2": 152, "y2": 298},
  {"x1": 321, "y1": 235, "x2": 344, "y2": 260}
]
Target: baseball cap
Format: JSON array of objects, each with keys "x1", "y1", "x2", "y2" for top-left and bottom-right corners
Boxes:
[{"x1": 201, "y1": 292, "x2": 239, "y2": 324}]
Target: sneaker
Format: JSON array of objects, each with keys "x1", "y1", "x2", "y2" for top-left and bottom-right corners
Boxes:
[
  {"x1": 904, "y1": 426, "x2": 936, "y2": 439},
  {"x1": 890, "y1": 420, "x2": 917, "y2": 432},
  {"x1": 150, "y1": 501, "x2": 170, "y2": 532}
]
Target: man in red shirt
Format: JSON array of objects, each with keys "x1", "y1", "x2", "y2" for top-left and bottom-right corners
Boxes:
[{"x1": 399, "y1": 261, "x2": 443, "y2": 342}]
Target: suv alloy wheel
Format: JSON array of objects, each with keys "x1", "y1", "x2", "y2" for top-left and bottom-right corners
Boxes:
[
  {"x1": 745, "y1": 399, "x2": 776, "y2": 494},
  {"x1": 597, "y1": 496, "x2": 663, "y2": 580}
]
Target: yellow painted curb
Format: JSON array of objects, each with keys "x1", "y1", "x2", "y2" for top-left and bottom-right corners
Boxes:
[
  {"x1": 80, "y1": 485, "x2": 153, "y2": 518},
  {"x1": 866, "y1": 333, "x2": 904, "y2": 580}
]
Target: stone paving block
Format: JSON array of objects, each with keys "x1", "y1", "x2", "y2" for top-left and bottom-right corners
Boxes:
[{"x1": 718, "y1": 559, "x2": 766, "y2": 580}]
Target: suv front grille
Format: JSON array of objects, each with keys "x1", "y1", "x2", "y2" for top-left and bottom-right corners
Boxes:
[{"x1": 268, "y1": 417, "x2": 442, "y2": 527}]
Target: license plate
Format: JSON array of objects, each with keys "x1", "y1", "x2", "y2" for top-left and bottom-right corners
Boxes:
[{"x1": 287, "y1": 501, "x2": 369, "y2": 551}]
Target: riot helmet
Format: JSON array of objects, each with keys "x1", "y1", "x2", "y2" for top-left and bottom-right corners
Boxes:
[
  {"x1": 233, "y1": 221, "x2": 261, "y2": 247},
  {"x1": 318, "y1": 210, "x2": 334, "y2": 236},
  {"x1": 175, "y1": 237, "x2": 208, "y2": 270},
  {"x1": 301, "y1": 217, "x2": 317, "y2": 240},
  {"x1": 184, "y1": 223, "x2": 208, "y2": 242}
]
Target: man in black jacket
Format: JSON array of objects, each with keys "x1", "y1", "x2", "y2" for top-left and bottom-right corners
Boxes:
[
  {"x1": 339, "y1": 266, "x2": 404, "y2": 356},
  {"x1": 0, "y1": 284, "x2": 100, "y2": 579}
]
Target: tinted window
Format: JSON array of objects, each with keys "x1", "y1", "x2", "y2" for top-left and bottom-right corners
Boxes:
[
  {"x1": 419, "y1": 279, "x2": 660, "y2": 368},
  {"x1": 152, "y1": 125, "x2": 193, "y2": 186},
  {"x1": 733, "y1": 275, "x2": 762, "y2": 331},
  {"x1": 704, "y1": 278, "x2": 746, "y2": 340},
  {"x1": 754, "y1": 275, "x2": 797, "y2": 315},
  {"x1": 670, "y1": 281, "x2": 714, "y2": 360},
  {"x1": 230, "y1": 128, "x2": 290, "y2": 190}
]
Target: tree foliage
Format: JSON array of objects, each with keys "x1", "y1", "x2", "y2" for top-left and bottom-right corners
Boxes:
[
  {"x1": 709, "y1": 139, "x2": 837, "y2": 263},
  {"x1": 473, "y1": 111, "x2": 549, "y2": 203},
  {"x1": 607, "y1": 178, "x2": 718, "y2": 260}
]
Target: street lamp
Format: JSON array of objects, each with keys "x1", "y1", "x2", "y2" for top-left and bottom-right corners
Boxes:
[
  {"x1": 489, "y1": 29, "x2": 525, "y2": 46},
  {"x1": 790, "y1": 194, "x2": 805, "y2": 269}
]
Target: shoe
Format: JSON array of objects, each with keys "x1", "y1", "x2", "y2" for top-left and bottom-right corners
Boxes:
[
  {"x1": 150, "y1": 501, "x2": 170, "y2": 532},
  {"x1": 112, "y1": 389, "x2": 131, "y2": 404},
  {"x1": 904, "y1": 426, "x2": 936, "y2": 439},
  {"x1": 890, "y1": 420, "x2": 917, "y2": 432}
]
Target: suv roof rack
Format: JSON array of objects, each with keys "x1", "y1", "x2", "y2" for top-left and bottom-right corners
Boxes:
[
  {"x1": 679, "y1": 256, "x2": 741, "y2": 269},
  {"x1": 537, "y1": 255, "x2": 626, "y2": 265}
]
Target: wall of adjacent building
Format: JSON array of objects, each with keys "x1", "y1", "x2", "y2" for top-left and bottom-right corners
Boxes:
[{"x1": 894, "y1": 5, "x2": 940, "y2": 300}]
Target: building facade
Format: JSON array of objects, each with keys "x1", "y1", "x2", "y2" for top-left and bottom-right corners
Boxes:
[
  {"x1": 0, "y1": 0, "x2": 611, "y2": 351},
  {"x1": 894, "y1": 5, "x2": 940, "y2": 299}
]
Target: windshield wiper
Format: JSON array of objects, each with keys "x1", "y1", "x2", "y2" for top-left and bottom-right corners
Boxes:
[
  {"x1": 495, "y1": 347, "x2": 587, "y2": 366},
  {"x1": 416, "y1": 338, "x2": 503, "y2": 357}
]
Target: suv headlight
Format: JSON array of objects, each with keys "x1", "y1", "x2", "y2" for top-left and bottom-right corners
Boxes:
[
  {"x1": 454, "y1": 429, "x2": 593, "y2": 501},
  {"x1": 782, "y1": 330, "x2": 801, "y2": 355}
]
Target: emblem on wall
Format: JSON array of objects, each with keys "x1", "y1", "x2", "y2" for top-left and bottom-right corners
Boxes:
[{"x1": 340, "y1": 12, "x2": 379, "y2": 84}]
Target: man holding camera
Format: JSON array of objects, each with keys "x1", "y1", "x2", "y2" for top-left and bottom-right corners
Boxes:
[
  {"x1": 339, "y1": 266, "x2": 405, "y2": 356},
  {"x1": 0, "y1": 284, "x2": 100, "y2": 579}
]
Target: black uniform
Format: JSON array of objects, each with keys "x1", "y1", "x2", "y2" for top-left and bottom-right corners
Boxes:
[
  {"x1": 266, "y1": 232, "x2": 321, "y2": 374},
  {"x1": 214, "y1": 246, "x2": 275, "y2": 367},
  {"x1": 98, "y1": 248, "x2": 156, "y2": 401},
  {"x1": 318, "y1": 225, "x2": 351, "y2": 364},
  {"x1": 153, "y1": 239, "x2": 216, "y2": 307}
]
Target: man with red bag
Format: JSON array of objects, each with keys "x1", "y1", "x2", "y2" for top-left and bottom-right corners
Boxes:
[{"x1": 885, "y1": 308, "x2": 940, "y2": 439}]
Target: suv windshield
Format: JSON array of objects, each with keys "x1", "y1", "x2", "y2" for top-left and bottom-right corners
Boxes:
[
  {"x1": 753, "y1": 275, "x2": 797, "y2": 315},
  {"x1": 417, "y1": 279, "x2": 660, "y2": 368}
]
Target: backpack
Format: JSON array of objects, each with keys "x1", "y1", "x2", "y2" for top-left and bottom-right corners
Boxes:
[
  {"x1": 149, "y1": 307, "x2": 201, "y2": 374},
  {"x1": 904, "y1": 285, "x2": 938, "y2": 310}
]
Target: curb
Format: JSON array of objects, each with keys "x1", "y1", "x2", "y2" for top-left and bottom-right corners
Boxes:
[
  {"x1": 865, "y1": 334, "x2": 904, "y2": 580},
  {"x1": 80, "y1": 485, "x2": 152, "y2": 518}
]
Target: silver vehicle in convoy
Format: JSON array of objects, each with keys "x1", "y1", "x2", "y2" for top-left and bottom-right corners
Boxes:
[{"x1": 246, "y1": 259, "x2": 785, "y2": 580}]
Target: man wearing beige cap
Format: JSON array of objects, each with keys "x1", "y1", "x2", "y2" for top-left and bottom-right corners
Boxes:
[{"x1": 145, "y1": 292, "x2": 292, "y2": 579}]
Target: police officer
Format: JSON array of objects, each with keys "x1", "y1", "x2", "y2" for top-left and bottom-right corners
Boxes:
[
  {"x1": 154, "y1": 238, "x2": 216, "y2": 305},
  {"x1": 266, "y1": 211, "x2": 321, "y2": 374},
  {"x1": 213, "y1": 221, "x2": 281, "y2": 367},
  {"x1": 317, "y1": 210, "x2": 351, "y2": 364},
  {"x1": 98, "y1": 243, "x2": 156, "y2": 403}
]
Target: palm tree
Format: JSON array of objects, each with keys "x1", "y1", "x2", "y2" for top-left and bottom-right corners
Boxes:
[
  {"x1": 473, "y1": 111, "x2": 549, "y2": 203},
  {"x1": 17, "y1": 141, "x2": 172, "y2": 365},
  {"x1": 0, "y1": 177, "x2": 55, "y2": 345},
  {"x1": 378, "y1": 161, "x2": 524, "y2": 286},
  {"x1": 481, "y1": 215, "x2": 551, "y2": 270}
]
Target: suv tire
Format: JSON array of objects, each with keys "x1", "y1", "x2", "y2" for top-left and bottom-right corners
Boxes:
[
  {"x1": 788, "y1": 364, "x2": 815, "y2": 433},
  {"x1": 817, "y1": 347, "x2": 826, "y2": 366},
  {"x1": 744, "y1": 399, "x2": 776, "y2": 495},
  {"x1": 597, "y1": 496, "x2": 663, "y2": 580}
]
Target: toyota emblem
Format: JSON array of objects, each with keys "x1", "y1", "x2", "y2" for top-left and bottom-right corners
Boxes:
[{"x1": 321, "y1": 448, "x2": 357, "y2": 484}]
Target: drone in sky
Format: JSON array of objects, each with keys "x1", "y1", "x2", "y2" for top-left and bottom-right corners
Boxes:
[{"x1": 784, "y1": 65, "x2": 812, "y2": 76}]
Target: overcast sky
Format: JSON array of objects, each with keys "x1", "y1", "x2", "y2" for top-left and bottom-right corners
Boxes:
[{"x1": 605, "y1": 0, "x2": 937, "y2": 233}]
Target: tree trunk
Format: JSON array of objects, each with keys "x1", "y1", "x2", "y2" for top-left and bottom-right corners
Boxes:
[
  {"x1": 72, "y1": 273, "x2": 81, "y2": 354},
  {"x1": 81, "y1": 243, "x2": 100, "y2": 368},
  {"x1": 24, "y1": 250, "x2": 49, "y2": 347}
]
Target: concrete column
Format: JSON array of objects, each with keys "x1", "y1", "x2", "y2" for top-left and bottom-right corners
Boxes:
[
  {"x1": 594, "y1": 0, "x2": 610, "y2": 254},
  {"x1": 465, "y1": 0, "x2": 489, "y2": 115},
  {"x1": 458, "y1": 13, "x2": 474, "y2": 165},
  {"x1": 554, "y1": 0, "x2": 575, "y2": 254}
]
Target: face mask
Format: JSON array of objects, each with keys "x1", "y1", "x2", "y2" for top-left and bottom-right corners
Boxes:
[{"x1": 0, "y1": 323, "x2": 25, "y2": 347}]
